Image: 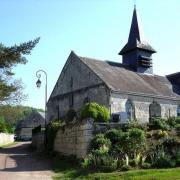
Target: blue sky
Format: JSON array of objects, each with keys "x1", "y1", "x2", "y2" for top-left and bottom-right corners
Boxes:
[{"x1": 0, "y1": 0, "x2": 180, "y2": 109}]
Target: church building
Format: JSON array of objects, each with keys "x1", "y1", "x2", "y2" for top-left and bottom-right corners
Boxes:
[{"x1": 47, "y1": 7, "x2": 180, "y2": 123}]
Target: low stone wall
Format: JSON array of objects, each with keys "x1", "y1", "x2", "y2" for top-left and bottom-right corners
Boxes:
[
  {"x1": 32, "y1": 131, "x2": 45, "y2": 150},
  {"x1": 0, "y1": 133, "x2": 14, "y2": 146},
  {"x1": 54, "y1": 119, "x2": 94, "y2": 158}
]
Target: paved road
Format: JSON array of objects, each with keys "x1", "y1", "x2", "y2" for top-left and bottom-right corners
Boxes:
[{"x1": 0, "y1": 142, "x2": 53, "y2": 180}]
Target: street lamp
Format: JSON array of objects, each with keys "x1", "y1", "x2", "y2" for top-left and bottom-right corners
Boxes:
[{"x1": 36, "y1": 69, "x2": 47, "y2": 147}]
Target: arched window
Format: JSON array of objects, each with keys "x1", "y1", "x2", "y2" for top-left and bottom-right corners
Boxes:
[
  {"x1": 125, "y1": 99, "x2": 135, "y2": 120},
  {"x1": 149, "y1": 101, "x2": 161, "y2": 121},
  {"x1": 177, "y1": 105, "x2": 180, "y2": 117}
]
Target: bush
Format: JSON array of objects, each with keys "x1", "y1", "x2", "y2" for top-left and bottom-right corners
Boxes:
[
  {"x1": 105, "y1": 129, "x2": 123, "y2": 144},
  {"x1": 167, "y1": 117, "x2": 177, "y2": 127},
  {"x1": 175, "y1": 117, "x2": 180, "y2": 124},
  {"x1": 152, "y1": 155, "x2": 176, "y2": 168},
  {"x1": 175, "y1": 124, "x2": 180, "y2": 131},
  {"x1": 90, "y1": 134, "x2": 111, "y2": 151},
  {"x1": 121, "y1": 165, "x2": 131, "y2": 171},
  {"x1": 80, "y1": 102, "x2": 110, "y2": 122},
  {"x1": 125, "y1": 119, "x2": 147, "y2": 131},
  {"x1": 141, "y1": 162, "x2": 151, "y2": 169},
  {"x1": 152, "y1": 118, "x2": 169, "y2": 130},
  {"x1": 82, "y1": 154, "x2": 118, "y2": 171}
]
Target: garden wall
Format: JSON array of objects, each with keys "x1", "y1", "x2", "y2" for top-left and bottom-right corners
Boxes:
[
  {"x1": 32, "y1": 131, "x2": 45, "y2": 150},
  {"x1": 54, "y1": 119, "x2": 94, "y2": 158},
  {"x1": 54, "y1": 119, "x2": 124, "y2": 158},
  {"x1": 0, "y1": 133, "x2": 14, "y2": 146}
]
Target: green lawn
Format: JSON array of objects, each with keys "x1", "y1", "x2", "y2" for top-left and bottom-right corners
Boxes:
[{"x1": 52, "y1": 156, "x2": 180, "y2": 180}]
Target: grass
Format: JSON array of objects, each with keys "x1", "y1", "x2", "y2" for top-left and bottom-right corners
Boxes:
[
  {"x1": 0, "y1": 141, "x2": 17, "y2": 148},
  {"x1": 52, "y1": 155, "x2": 180, "y2": 180}
]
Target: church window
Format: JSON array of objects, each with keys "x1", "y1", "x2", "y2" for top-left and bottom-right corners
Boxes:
[
  {"x1": 125, "y1": 99, "x2": 135, "y2": 120},
  {"x1": 149, "y1": 101, "x2": 161, "y2": 121},
  {"x1": 177, "y1": 105, "x2": 180, "y2": 117}
]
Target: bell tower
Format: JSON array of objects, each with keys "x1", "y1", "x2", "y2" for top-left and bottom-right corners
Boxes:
[{"x1": 119, "y1": 6, "x2": 156, "y2": 74}]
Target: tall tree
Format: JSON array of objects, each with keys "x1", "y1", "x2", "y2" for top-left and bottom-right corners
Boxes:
[{"x1": 0, "y1": 38, "x2": 40, "y2": 104}]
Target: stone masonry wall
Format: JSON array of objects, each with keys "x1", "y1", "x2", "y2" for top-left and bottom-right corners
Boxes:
[
  {"x1": 47, "y1": 52, "x2": 109, "y2": 120},
  {"x1": 0, "y1": 133, "x2": 14, "y2": 146},
  {"x1": 54, "y1": 119, "x2": 93, "y2": 158},
  {"x1": 111, "y1": 92, "x2": 179, "y2": 123}
]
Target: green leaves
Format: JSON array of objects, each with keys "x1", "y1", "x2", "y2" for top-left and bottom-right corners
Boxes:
[
  {"x1": 80, "y1": 102, "x2": 110, "y2": 122},
  {"x1": 0, "y1": 38, "x2": 40, "y2": 104}
]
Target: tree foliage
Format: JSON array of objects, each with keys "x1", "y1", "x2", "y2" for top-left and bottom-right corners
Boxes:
[
  {"x1": 0, "y1": 38, "x2": 40, "y2": 104},
  {"x1": 0, "y1": 105, "x2": 43, "y2": 126}
]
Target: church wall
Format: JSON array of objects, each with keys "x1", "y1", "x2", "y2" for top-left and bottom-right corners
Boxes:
[
  {"x1": 110, "y1": 92, "x2": 179, "y2": 123},
  {"x1": 49, "y1": 52, "x2": 103, "y2": 98},
  {"x1": 47, "y1": 52, "x2": 109, "y2": 121},
  {"x1": 48, "y1": 84, "x2": 109, "y2": 120}
]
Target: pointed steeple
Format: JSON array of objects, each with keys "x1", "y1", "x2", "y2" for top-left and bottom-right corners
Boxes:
[
  {"x1": 119, "y1": 6, "x2": 156, "y2": 55},
  {"x1": 119, "y1": 6, "x2": 156, "y2": 74}
]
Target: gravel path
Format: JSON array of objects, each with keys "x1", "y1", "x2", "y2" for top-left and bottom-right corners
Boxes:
[{"x1": 0, "y1": 142, "x2": 53, "y2": 180}]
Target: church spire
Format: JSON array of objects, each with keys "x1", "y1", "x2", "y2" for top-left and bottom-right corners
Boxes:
[
  {"x1": 119, "y1": 6, "x2": 156, "y2": 55},
  {"x1": 119, "y1": 6, "x2": 156, "y2": 74}
]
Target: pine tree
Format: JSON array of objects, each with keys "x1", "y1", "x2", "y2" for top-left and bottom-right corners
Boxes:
[{"x1": 0, "y1": 38, "x2": 40, "y2": 104}]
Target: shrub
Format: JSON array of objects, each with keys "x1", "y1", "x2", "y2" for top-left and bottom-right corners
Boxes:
[
  {"x1": 128, "y1": 128, "x2": 146, "y2": 154},
  {"x1": 80, "y1": 102, "x2": 110, "y2": 122},
  {"x1": 175, "y1": 117, "x2": 180, "y2": 124},
  {"x1": 121, "y1": 165, "x2": 131, "y2": 171},
  {"x1": 100, "y1": 156, "x2": 118, "y2": 172},
  {"x1": 152, "y1": 155, "x2": 176, "y2": 168},
  {"x1": 174, "y1": 149, "x2": 180, "y2": 166},
  {"x1": 175, "y1": 124, "x2": 180, "y2": 131},
  {"x1": 82, "y1": 154, "x2": 118, "y2": 171},
  {"x1": 125, "y1": 119, "x2": 147, "y2": 130},
  {"x1": 90, "y1": 134, "x2": 111, "y2": 151},
  {"x1": 150, "y1": 147, "x2": 176, "y2": 168},
  {"x1": 167, "y1": 117, "x2": 177, "y2": 127},
  {"x1": 152, "y1": 118, "x2": 169, "y2": 130},
  {"x1": 105, "y1": 129, "x2": 123, "y2": 144},
  {"x1": 82, "y1": 154, "x2": 93, "y2": 168},
  {"x1": 162, "y1": 137, "x2": 179, "y2": 154},
  {"x1": 141, "y1": 162, "x2": 151, "y2": 169}
]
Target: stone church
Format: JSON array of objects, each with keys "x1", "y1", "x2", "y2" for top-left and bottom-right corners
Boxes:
[{"x1": 47, "y1": 7, "x2": 180, "y2": 123}]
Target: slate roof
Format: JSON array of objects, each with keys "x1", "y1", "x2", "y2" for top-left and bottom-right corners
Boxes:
[
  {"x1": 15, "y1": 111, "x2": 45, "y2": 130},
  {"x1": 78, "y1": 55, "x2": 180, "y2": 100}
]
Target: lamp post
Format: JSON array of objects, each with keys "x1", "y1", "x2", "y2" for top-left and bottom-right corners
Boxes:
[{"x1": 36, "y1": 69, "x2": 47, "y2": 147}]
